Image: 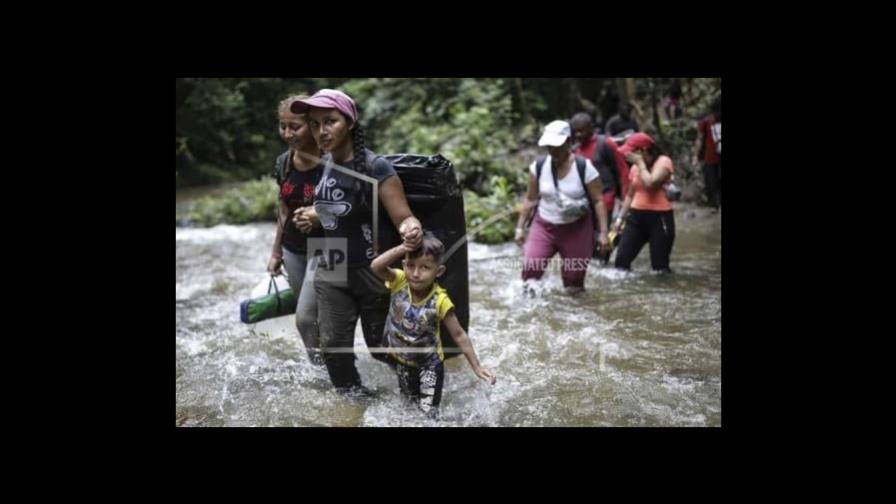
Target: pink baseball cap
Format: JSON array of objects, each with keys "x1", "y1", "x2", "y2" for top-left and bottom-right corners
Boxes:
[{"x1": 290, "y1": 89, "x2": 358, "y2": 123}]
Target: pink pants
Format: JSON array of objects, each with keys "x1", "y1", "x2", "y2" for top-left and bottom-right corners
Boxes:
[{"x1": 522, "y1": 212, "x2": 594, "y2": 288}]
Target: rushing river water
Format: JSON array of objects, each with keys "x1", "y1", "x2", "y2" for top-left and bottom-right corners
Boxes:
[{"x1": 176, "y1": 203, "x2": 721, "y2": 426}]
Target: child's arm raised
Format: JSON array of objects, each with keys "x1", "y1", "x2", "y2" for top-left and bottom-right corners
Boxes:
[
  {"x1": 442, "y1": 309, "x2": 496, "y2": 384},
  {"x1": 370, "y1": 243, "x2": 409, "y2": 283}
]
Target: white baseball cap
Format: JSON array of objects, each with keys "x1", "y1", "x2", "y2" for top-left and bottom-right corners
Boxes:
[{"x1": 538, "y1": 120, "x2": 571, "y2": 147}]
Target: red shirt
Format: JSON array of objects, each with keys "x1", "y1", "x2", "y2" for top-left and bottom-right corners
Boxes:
[
  {"x1": 575, "y1": 132, "x2": 599, "y2": 161},
  {"x1": 698, "y1": 114, "x2": 721, "y2": 165}
]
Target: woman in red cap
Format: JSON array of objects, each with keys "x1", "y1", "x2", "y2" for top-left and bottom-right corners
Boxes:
[
  {"x1": 266, "y1": 94, "x2": 325, "y2": 366},
  {"x1": 290, "y1": 89, "x2": 424, "y2": 395},
  {"x1": 613, "y1": 132, "x2": 676, "y2": 273}
]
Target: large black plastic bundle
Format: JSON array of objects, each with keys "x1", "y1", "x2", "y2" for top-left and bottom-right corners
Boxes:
[{"x1": 376, "y1": 154, "x2": 469, "y2": 360}]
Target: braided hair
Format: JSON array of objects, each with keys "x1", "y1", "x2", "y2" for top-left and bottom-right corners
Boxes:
[
  {"x1": 349, "y1": 118, "x2": 376, "y2": 210},
  {"x1": 351, "y1": 121, "x2": 368, "y2": 176}
]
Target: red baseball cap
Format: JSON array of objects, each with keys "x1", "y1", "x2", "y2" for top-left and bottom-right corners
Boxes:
[{"x1": 619, "y1": 132, "x2": 655, "y2": 154}]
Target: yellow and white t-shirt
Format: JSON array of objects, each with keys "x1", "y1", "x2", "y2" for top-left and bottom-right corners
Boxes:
[{"x1": 383, "y1": 269, "x2": 454, "y2": 366}]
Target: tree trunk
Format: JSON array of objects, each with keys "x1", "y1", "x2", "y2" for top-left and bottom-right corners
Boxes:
[
  {"x1": 650, "y1": 80, "x2": 664, "y2": 141},
  {"x1": 515, "y1": 78, "x2": 534, "y2": 125},
  {"x1": 617, "y1": 78, "x2": 636, "y2": 104},
  {"x1": 569, "y1": 79, "x2": 581, "y2": 116}
]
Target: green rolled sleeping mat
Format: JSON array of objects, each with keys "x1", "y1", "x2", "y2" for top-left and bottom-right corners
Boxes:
[{"x1": 240, "y1": 276, "x2": 297, "y2": 324}]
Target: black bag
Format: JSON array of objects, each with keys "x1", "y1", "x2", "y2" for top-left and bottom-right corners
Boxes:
[
  {"x1": 375, "y1": 154, "x2": 469, "y2": 360},
  {"x1": 592, "y1": 134, "x2": 623, "y2": 199}
]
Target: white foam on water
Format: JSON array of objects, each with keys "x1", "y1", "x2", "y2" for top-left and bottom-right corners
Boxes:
[
  {"x1": 176, "y1": 224, "x2": 268, "y2": 244},
  {"x1": 178, "y1": 215, "x2": 721, "y2": 427}
]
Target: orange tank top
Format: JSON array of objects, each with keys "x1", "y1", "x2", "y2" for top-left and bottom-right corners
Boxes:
[{"x1": 630, "y1": 155, "x2": 674, "y2": 211}]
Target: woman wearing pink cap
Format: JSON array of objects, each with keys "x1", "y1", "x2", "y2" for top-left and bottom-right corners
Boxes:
[
  {"x1": 613, "y1": 132, "x2": 676, "y2": 272},
  {"x1": 290, "y1": 89, "x2": 424, "y2": 394},
  {"x1": 515, "y1": 120, "x2": 610, "y2": 294}
]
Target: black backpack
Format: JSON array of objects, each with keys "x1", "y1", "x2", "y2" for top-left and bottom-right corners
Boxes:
[{"x1": 592, "y1": 135, "x2": 623, "y2": 199}]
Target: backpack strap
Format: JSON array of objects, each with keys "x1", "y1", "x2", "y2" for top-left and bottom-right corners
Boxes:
[
  {"x1": 575, "y1": 155, "x2": 586, "y2": 184},
  {"x1": 535, "y1": 155, "x2": 559, "y2": 189},
  {"x1": 575, "y1": 155, "x2": 600, "y2": 231},
  {"x1": 527, "y1": 157, "x2": 548, "y2": 228},
  {"x1": 274, "y1": 151, "x2": 291, "y2": 186},
  {"x1": 535, "y1": 156, "x2": 547, "y2": 183}
]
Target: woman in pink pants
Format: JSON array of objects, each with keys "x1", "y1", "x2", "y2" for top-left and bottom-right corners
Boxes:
[{"x1": 515, "y1": 120, "x2": 610, "y2": 294}]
